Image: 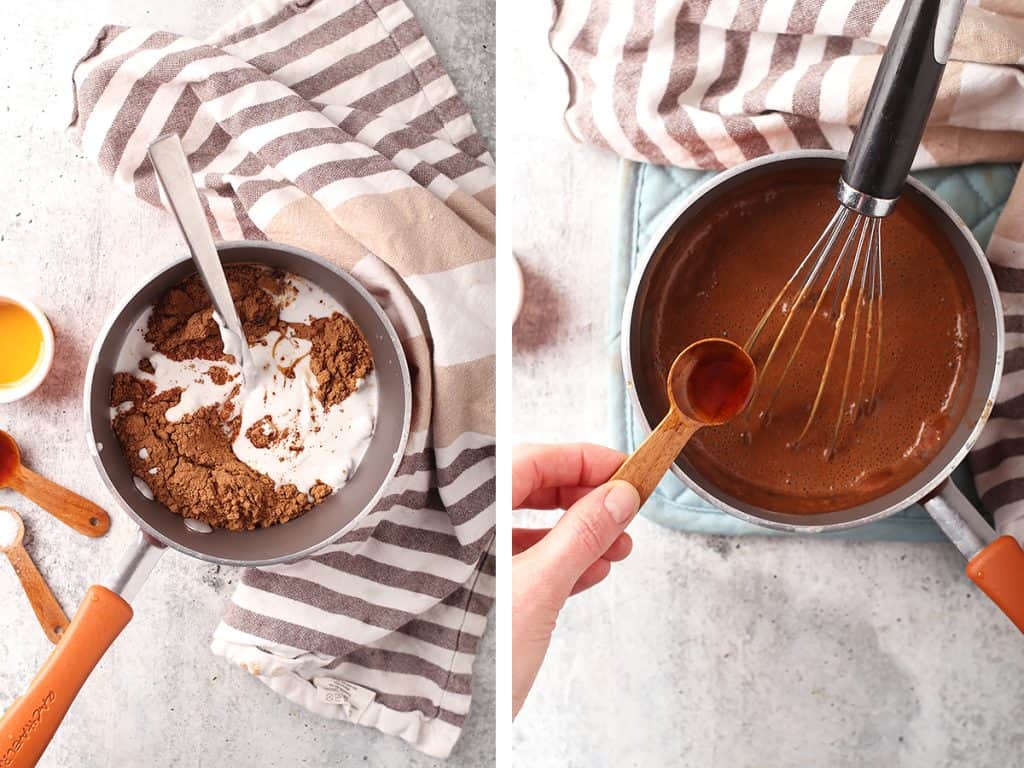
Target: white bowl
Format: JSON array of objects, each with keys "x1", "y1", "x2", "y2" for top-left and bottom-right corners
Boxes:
[{"x1": 0, "y1": 292, "x2": 54, "y2": 403}]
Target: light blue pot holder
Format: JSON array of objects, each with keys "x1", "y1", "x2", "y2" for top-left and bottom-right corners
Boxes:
[{"x1": 609, "y1": 160, "x2": 1019, "y2": 541}]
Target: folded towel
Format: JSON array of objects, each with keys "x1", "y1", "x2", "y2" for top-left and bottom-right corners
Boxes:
[
  {"x1": 548, "y1": 0, "x2": 1024, "y2": 541},
  {"x1": 71, "y1": 0, "x2": 495, "y2": 757},
  {"x1": 550, "y1": 0, "x2": 1024, "y2": 169}
]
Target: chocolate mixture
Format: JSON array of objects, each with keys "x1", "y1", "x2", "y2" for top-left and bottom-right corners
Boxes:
[
  {"x1": 640, "y1": 168, "x2": 979, "y2": 514},
  {"x1": 111, "y1": 265, "x2": 374, "y2": 531}
]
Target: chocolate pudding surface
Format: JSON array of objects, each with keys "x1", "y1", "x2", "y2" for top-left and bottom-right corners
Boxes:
[{"x1": 639, "y1": 167, "x2": 979, "y2": 514}]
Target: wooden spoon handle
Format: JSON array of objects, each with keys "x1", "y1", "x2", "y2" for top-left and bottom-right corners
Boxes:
[
  {"x1": 611, "y1": 408, "x2": 701, "y2": 505},
  {"x1": 7, "y1": 466, "x2": 110, "y2": 537},
  {"x1": 5, "y1": 546, "x2": 70, "y2": 643}
]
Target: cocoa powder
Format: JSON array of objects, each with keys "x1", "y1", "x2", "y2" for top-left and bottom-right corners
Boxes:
[
  {"x1": 207, "y1": 366, "x2": 232, "y2": 385},
  {"x1": 293, "y1": 315, "x2": 373, "y2": 409},
  {"x1": 245, "y1": 415, "x2": 288, "y2": 449},
  {"x1": 145, "y1": 265, "x2": 288, "y2": 362},
  {"x1": 111, "y1": 265, "x2": 373, "y2": 531}
]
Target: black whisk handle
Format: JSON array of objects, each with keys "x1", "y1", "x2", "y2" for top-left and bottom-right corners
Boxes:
[{"x1": 841, "y1": 0, "x2": 965, "y2": 209}]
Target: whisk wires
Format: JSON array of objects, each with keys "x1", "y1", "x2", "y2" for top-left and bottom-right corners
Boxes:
[{"x1": 743, "y1": 207, "x2": 884, "y2": 458}]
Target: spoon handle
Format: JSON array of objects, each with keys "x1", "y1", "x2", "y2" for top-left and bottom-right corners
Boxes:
[
  {"x1": 7, "y1": 466, "x2": 110, "y2": 537},
  {"x1": 5, "y1": 546, "x2": 69, "y2": 643},
  {"x1": 0, "y1": 585, "x2": 133, "y2": 768},
  {"x1": 611, "y1": 408, "x2": 700, "y2": 505},
  {"x1": 147, "y1": 134, "x2": 249, "y2": 355}
]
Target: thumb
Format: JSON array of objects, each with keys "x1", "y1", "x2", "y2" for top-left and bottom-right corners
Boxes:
[{"x1": 532, "y1": 480, "x2": 641, "y2": 595}]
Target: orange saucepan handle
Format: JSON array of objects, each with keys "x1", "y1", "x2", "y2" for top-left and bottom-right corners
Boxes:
[
  {"x1": 966, "y1": 535, "x2": 1024, "y2": 634},
  {"x1": 0, "y1": 585, "x2": 132, "y2": 768}
]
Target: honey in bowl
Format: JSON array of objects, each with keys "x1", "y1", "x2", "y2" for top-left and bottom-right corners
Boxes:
[{"x1": 0, "y1": 300, "x2": 44, "y2": 388}]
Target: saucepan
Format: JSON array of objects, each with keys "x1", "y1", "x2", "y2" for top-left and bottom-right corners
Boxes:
[
  {"x1": 0, "y1": 241, "x2": 411, "y2": 767},
  {"x1": 622, "y1": 150, "x2": 1024, "y2": 631}
]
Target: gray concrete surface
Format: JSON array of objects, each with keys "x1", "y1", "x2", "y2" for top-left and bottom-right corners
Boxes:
[
  {"x1": 0, "y1": 2, "x2": 494, "y2": 766},
  {"x1": 508, "y1": 4, "x2": 1024, "y2": 767}
]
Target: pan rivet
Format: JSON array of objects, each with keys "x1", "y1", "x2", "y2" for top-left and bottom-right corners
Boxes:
[{"x1": 184, "y1": 518, "x2": 213, "y2": 534}]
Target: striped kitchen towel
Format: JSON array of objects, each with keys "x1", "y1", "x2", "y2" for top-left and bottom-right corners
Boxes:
[
  {"x1": 548, "y1": 0, "x2": 1024, "y2": 541},
  {"x1": 550, "y1": 0, "x2": 1024, "y2": 169},
  {"x1": 70, "y1": 0, "x2": 494, "y2": 758}
]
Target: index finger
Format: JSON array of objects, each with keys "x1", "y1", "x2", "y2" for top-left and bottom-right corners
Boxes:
[{"x1": 512, "y1": 443, "x2": 626, "y2": 509}]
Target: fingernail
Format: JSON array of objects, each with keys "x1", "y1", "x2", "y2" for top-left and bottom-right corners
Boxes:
[{"x1": 604, "y1": 481, "x2": 640, "y2": 524}]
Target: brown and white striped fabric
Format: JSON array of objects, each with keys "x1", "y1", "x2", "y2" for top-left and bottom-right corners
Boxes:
[
  {"x1": 970, "y1": 184, "x2": 1024, "y2": 544},
  {"x1": 549, "y1": 0, "x2": 1024, "y2": 542},
  {"x1": 550, "y1": 0, "x2": 1024, "y2": 169},
  {"x1": 71, "y1": 0, "x2": 494, "y2": 757}
]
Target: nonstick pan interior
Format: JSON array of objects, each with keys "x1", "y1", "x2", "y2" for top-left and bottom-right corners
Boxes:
[{"x1": 84, "y1": 242, "x2": 411, "y2": 565}]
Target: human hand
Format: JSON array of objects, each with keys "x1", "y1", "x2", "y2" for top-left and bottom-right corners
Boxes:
[{"x1": 511, "y1": 443, "x2": 641, "y2": 718}]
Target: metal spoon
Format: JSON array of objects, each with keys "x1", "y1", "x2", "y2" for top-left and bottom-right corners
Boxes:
[
  {"x1": 612, "y1": 338, "x2": 756, "y2": 503},
  {"x1": 147, "y1": 133, "x2": 256, "y2": 383},
  {"x1": 0, "y1": 430, "x2": 110, "y2": 537},
  {"x1": 0, "y1": 506, "x2": 69, "y2": 643}
]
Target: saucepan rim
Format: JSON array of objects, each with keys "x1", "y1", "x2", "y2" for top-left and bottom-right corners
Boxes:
[
  {"x1": 83, "y1": 240, "x2": 412, "y2": 565},
  {"x1": 621, "y1": 149, "x2": 1004, "y2": 533}
]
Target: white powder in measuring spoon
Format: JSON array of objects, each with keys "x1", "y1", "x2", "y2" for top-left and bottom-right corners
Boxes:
[{"x1": 0, "y1": 509, "x2": 22, "y2": 548}]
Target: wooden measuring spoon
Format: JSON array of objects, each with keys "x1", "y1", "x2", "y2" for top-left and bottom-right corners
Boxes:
[
  {"x1": 612, "y1": 338, "x2": 756, "y2": 503},
  {"x1": 0, "y1": 506, "x2": 69, "y2": 643},
  {"x1": 0, "y1": 431, "x2": 110, "y2": 537}
]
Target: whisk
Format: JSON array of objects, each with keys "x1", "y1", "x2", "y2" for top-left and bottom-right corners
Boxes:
[{"x1": 744, "y1": 0, "x2": 967, "y2": 458}]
